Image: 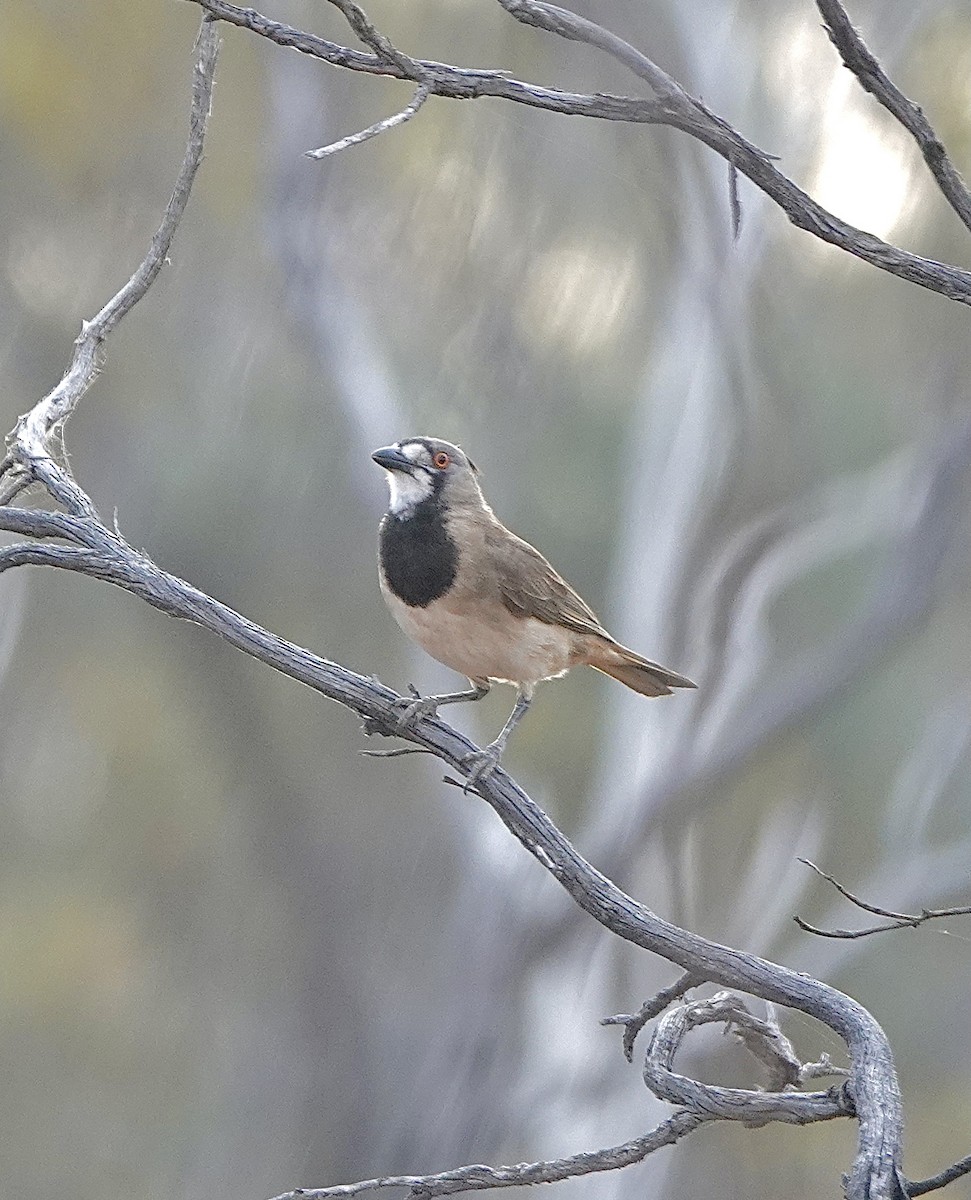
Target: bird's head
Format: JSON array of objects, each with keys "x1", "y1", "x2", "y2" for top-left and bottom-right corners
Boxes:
[{"x1": 372, "y1": 437, "x2": 481, "y2": 517}]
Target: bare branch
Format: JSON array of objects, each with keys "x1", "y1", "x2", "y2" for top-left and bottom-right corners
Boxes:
[
  {"x1": 601, "y1": 970, "x2": 701, "y2": 1063},
  {"x1": 0, "y1": 16, "x2": 219, "y2": 509},
  {"x1": 259, "y1": 993, "x2": 857, "y2": 1200},
  {"x1": 642, "y1": 993, "x2": 852, "y2": 1125},
  {"x1": 493, "y1": 0, "x2": 684, "y2": 100},
  {"x1": 721, "y1": 1000, "x2": 804, "y2": 1092},
  {"x1": 907, "y1": 1153, "x2": 971, "y2": 1197},
  {"x1": 323, "y1": 0, "x2": 423, "y2": 76},
  {"x1": 795, "y1": 859, "x2": 971, "y2": 939},
  {"x1": 4, "y1": 8, "x2": 954, "y2": 1198},
  {"x1": 267, "y1": 1112, "x2": 706, "y2": 1199},
  {"x1": 816, "y1": 0, "x2": 971, "y2": 234},
  {"x1": 304, "y1": 83, "x2": 430, "y2": 159}
]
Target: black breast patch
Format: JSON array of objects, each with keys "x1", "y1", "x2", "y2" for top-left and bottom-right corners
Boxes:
[{"x1": 379, "y1": 499, "x2": 458, "y2": 608}]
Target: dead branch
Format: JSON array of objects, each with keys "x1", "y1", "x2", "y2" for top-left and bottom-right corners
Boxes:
[
  {"x1": 0, "y1": 499, "x2": 912, "y2": 1199},
  {"x1": 907, "y1": 1154, "x2": 971, "y2": 1197},
  {"x1": 601, "y1": 970, "x2": 701, "y2": 1063},
  {"x1": 642, "y1": 992, "x2": 851, "y2": 1124},
  {"x1": 795, "y1": 859, "x2": 971, "y2": 939},
  {"x1": 265, "y1": 1114, "x2": 708, "y2": 1199}
]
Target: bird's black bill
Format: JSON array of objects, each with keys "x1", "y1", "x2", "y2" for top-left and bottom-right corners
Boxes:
[{"x1": 372, "y1": 445, "x2": 413, "y2": 472}]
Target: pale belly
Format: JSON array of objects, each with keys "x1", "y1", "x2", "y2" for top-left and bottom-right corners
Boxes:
[{"x1": 385, "y1": 590, "x2": 575, "y2": 686}]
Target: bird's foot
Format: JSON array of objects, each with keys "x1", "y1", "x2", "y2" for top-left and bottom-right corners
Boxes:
[
  {"x1": 392, "y1": 684, "x2": 439, "y2": 732},
  {"x1": 460, "y1": 742, "x2": 504, "y2": 793}
]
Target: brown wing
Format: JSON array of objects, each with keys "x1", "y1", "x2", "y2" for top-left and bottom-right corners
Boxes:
[{"x1": 487, "y1": 524, "x2": 610, "y2": 640}]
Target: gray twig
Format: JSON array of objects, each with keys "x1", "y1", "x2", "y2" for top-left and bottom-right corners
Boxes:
[
  {"x1": 267, "y1": 1113, "x2": 707, "y2": 1198},
  {"x1": 322, "y1": 0, "x2": 421, "y2": 76},
  {"x1": 305, "y1": 83, "x2": 430, "y2": 159},
  {"x1": 795, "y1": 859, "x2": 971, "y2": 939},
  {"x1": 906, "y1": 1153, "x2": 971, "y2": 1197}
]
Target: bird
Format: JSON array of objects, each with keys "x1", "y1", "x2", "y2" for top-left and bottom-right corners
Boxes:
[{"x1": 372, "y1": 436, "x2": 696, "y2": 785}]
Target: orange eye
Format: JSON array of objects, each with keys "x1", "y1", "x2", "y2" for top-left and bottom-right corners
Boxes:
[{"x1": 433, "y1": 451, "x2": 450, "y2": 469}]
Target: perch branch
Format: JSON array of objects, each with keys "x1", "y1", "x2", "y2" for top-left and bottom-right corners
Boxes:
[
  {"x1": 182, "y1": 0, "x2": 971, "y2": 305},
  {"x1": 795, "y1": 859, "x2": 971, "y2": 939},
  {"x1": 0, "y1": 498, "x2": 910, "y2": 1200},
  {"x1": 5, "y1": 7, "x2": 965, "y2": 1199}
]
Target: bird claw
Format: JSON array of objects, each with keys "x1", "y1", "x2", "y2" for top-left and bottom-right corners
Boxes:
[
  {"x1": 392, "y1": 690, "x2": 438, "y2": 731},
  {"x1": 460, "y1": 745, "x2": 503, "y2": 793}
]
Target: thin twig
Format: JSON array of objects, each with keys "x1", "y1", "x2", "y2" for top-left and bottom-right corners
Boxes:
[
  {"x1": 323, "y1": 0, "x2": 421, "y2": 76},
  {"x1": 268, "y1": 1113, "x2": 707, "y2": 1199},
  {"x1": 493, "y1": 0, "x2": 684, "y2": 100},
  {"x1": 795, "y1": 859, "x2": 971, "y2": 939},
  {"x1": 816, "y1": 0, "x2": 971, "y2": 235},
  {"x1": 359, "y1": 745, "x2": 438, "y2": 758},
  {"x1": 305, "y1": 83, "x2": 430, "y2": 159},
  {"x1": 729, "y1": 162, "x2": 742, "y2": 240}
]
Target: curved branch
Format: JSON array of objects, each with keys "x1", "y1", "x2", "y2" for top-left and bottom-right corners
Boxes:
[
  {"x1": 907, "y1": 1154, "x2": 971, "y2": 1197},
  {"x1": 642, "y1": 993, "x2": 851, "y2": 1125}
]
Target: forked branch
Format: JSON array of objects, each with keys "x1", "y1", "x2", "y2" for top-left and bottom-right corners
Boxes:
[{"x1": 795, "y1": 859, "x2": 971, "y2": 939}]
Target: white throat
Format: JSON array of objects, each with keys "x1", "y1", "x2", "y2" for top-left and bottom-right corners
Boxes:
[{"x1": 387, "y1": 469, "x2": 433, "y2": 516}]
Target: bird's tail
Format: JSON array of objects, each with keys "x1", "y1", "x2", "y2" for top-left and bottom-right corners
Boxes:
[{"x1": 587, "y1": 639, "x2": 696, "y2": 697}]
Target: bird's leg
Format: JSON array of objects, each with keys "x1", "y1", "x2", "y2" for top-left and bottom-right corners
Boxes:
[
  {"x1": 461, "y1": 687, "x2": 532, "y2": 790},
  {"x1": 394, "y1": 680, "x2": 490, "y2": 731}
]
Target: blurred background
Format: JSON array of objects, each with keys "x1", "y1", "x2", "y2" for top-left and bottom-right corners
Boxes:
[{"x1": 1, "y1": 1, "x2": 970, "y2": 1197}]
